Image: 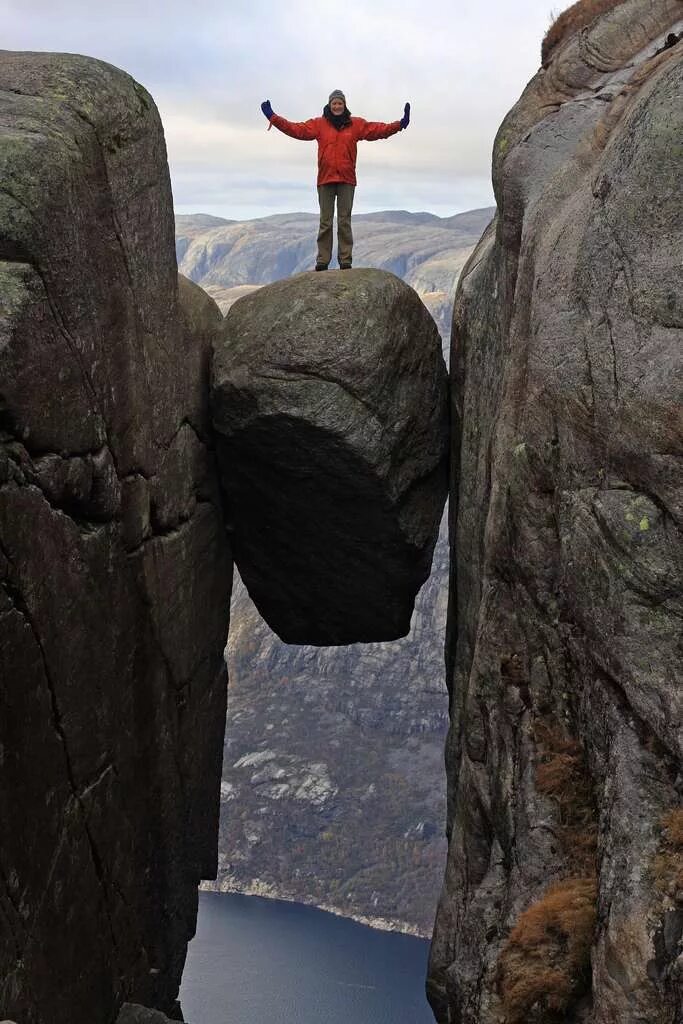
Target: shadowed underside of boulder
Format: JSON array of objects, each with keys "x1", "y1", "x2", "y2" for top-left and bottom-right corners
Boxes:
[
  {"x1": 429, "y1": 4, "x2": 682, "y2": 1023},
  {"x1": 0, "y1": 52, "x2": 231, "y2": 1024},
  {"x1": 211, "y1": 269, "x2": 449, "y2": 645}
]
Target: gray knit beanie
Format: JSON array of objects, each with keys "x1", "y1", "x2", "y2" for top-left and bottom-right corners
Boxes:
[{"x1": 328, "y1": 89, "x2": 346, "y2": 104}]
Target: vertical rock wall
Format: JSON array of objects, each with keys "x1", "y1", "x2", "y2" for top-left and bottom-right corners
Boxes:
[
  {"x1": 0, "y1": 53, "x2": 231, "y2": 1024},
  {"x1": 430, "y1": 3, "x2": 682, "y2": 1022}
]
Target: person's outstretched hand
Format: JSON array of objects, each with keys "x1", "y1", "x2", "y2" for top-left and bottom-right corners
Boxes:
[
  {"x1": 261, "y1": 100, "x2": 274, "y2": 120},
  {"x1": 400, "y1": 102, "x2": 410, "y2": 129}
]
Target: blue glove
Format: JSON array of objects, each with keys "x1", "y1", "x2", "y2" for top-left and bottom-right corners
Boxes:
[
  {"x1": 400, "y1": 102, "x2": 410, "y2": 129},
  {"x1": 261, "y1": 100, "x2": 274, "y2": 121}
]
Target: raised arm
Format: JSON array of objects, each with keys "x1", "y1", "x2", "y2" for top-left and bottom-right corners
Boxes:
[
  {"x1": 260, "y1": 100, "x2": 319, "y2": 140},
  {"x1": 357, "y1": 104, "x2": 409, "y2": 141},
  {"x1": 260, "y1": 99, "x2": 319, "y2": 141},
  {"x1": 269, "y1": 114, "x2": 320, "y2": 140},
  {"x1": 356, "y1": 118, "x2": 402, "y2": 141}
]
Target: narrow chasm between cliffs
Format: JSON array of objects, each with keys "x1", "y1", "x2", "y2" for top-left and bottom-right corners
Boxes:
[{"x1": 6, "y1": 1, "x2": 682, "y2": 1021}]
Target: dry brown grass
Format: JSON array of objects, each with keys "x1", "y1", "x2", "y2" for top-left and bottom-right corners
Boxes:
[
  {"x1": 534, "y1": 720, "x2": 597, "y2": 874},
  {"x1": 496, "y1": 721, "x2": 599, "y2": 1020},
  {"x1": 652, "y1": 809, "x2": 683, "y2": 897},
  {"x1": 542, "y1": 0, "x2": 626, "y2": 66},
  {"x1": 498, "y1": 877, "x2": 597, "y2": 1023}
]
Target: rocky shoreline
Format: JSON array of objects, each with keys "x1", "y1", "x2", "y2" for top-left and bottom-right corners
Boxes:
[{"x1": 199, "y1": 877, "x2": 431, "y2": 939}]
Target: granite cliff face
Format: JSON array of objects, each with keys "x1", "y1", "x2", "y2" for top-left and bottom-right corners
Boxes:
[
  {"x1": 0, "y1": 53, "x2": 231, "y2": 1024},
  {"x1": 428, "y1": 3, "x2": 683, "y2": 1022}
]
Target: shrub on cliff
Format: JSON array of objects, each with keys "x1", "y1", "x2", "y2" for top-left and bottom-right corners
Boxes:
[
  {"x1": 653, "y1": 809, "x2": 683, "y2": 897},
  {"x1": 534, "y1": 719, "x2": 597, "y2": 875},
  {"x1": 498, "y1": 877, "x2": 597, "y2": 1022}
]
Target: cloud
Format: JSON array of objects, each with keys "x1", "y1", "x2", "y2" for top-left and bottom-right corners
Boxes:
[{"x1": 2, "y1": 0, "x2": 553, "y2": 217}]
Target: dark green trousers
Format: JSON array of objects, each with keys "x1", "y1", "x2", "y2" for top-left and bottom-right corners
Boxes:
[{"x1": 317, "y1": 183, "x2": 355, "y2": 267}]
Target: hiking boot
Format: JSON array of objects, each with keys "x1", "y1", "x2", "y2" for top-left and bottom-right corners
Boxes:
[
  {"x1": 315, "y1": 263, "x2": 328, "y2": 271},
  {"x1": 339, "y1": 263, "x2": 352, "y2": 270}
]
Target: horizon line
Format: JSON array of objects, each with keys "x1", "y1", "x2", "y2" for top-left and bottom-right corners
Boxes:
[{"x1": 174, "y1": 204, "x2": 497, "y2": 223}]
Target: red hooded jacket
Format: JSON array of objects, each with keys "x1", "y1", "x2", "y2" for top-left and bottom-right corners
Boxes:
[{"x1": 269, "y1": 113, "x2": 402, "y2": 186}]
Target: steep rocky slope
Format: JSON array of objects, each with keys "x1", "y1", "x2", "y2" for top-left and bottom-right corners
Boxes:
[
  {"x1": 0, "y1": 53, "x2": 231, "y2": 1024},
  {"x1": 428, "y1": 3, "x2": 683, "y2": 1022},
  {"x1": 206, "y1": 532, "x2": 449, "y2": 935}
]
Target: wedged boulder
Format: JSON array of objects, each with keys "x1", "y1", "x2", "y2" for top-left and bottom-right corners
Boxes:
[
  {"x1": 429, "y1": 5, "x2": 683, "y2": 1024},
  {"x1": 211, "y1": 269, "x2": 448, "y2": 645},
  {"x1": 0, "y1": 52, "x2": 231, "y2": 1024}
]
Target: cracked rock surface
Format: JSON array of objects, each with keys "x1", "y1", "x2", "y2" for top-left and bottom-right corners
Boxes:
[
  {"x1": 0, "y1": 52, "x2": 231, "y2": 1024},
  {"x1": 428, "y1": 4, "x2": 683, "y2": 1023},
  {"x1": 211, "y1": 269, "x2": 449, "y2": 645}
]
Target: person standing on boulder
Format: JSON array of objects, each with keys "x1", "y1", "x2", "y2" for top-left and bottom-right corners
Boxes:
[{"x1": 260, "y1": 91, "x2": 410, "y2": 271}]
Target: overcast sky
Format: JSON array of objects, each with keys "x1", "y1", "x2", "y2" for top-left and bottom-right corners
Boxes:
[{"x1": 3, "y1": 1, "x2": 554, "y2": 219}]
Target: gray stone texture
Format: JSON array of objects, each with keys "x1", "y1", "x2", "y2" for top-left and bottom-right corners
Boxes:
[
  {"x1": 211, "y1": 269, "x2": 449, "y2": 644},
  {"x1": 428, "y1": 4, "x2": 683, "y2": 1022},
  {"x1": 116, "y1": 1004, "x2": 183, "y2": 1024},
  {"x1": 0, "y1": 52, "x2": 231, "y2": 1024}
]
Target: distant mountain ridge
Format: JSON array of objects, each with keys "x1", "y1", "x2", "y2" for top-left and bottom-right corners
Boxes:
[{"x1": 175, "y1": 206, "x2": 494, "y2": 337}]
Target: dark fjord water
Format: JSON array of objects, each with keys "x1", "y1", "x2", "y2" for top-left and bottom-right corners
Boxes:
[{"x1": 180, "y1": 892, "x2": 435, "y2": 1024}]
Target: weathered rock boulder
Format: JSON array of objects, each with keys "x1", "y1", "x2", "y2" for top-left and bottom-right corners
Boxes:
[
  {"x1": 0, "y1": 52, "x2": 231, "y2": 1024},
  {"x1": 211, "y1": 269, "x2": 449, "y2": 645},
  {"x1": 428, "y1": 4, "x2": 683, "y2": 1023}
]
